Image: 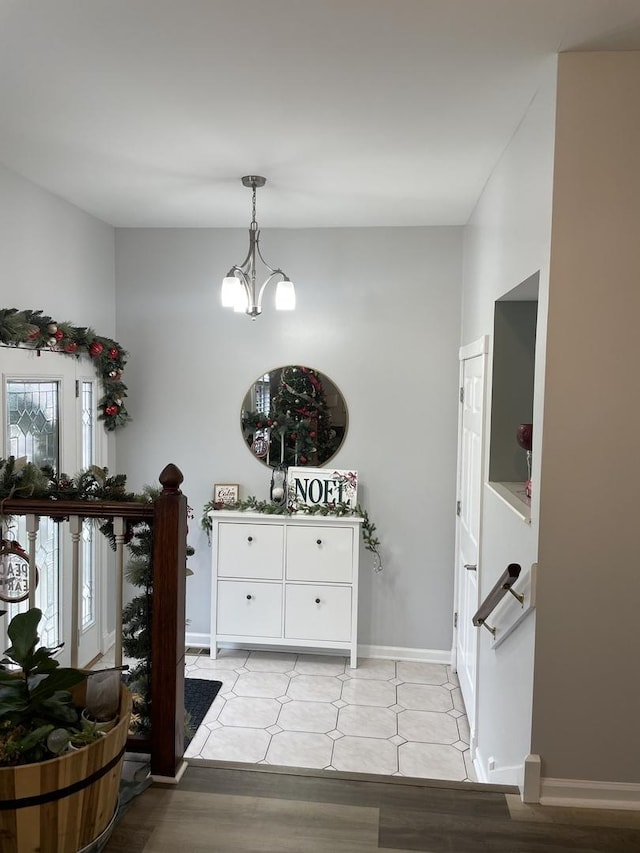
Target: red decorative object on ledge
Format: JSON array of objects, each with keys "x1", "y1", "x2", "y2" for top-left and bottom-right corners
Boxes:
[{"x1": 516, "y1": 423, "x2": 533, "y2": 499}]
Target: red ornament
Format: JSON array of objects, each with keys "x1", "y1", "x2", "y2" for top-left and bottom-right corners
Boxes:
[
  {"x1": 300, "y1": 455, "x2": 307, "y2": 464},
  {"x1": 516, "y1": 423, "x2": 533, "y2": 452},
  {"x1": 27, "y1": 330, "x2": 40, "y2": 340},
  {"x1": 257, "y1": 421, "x2": 264, "y2": 428},
  {"x1": 64, "y1": 341, "x2": 78, "y2": 354},
  {"x1": 310, "y1": 431, "x2": 316, "y2": 438},
  {"x1": 109, "y1": 347, "x2": 119, "y2": 359},
  {"x1": 54, "y1": 329, "x2": 64, "y2": 341},
  {"x1": 89, "y1": 341, "x2": 104, "y2": 357},
  {"x1": 105, "y1": 404, "x2": 119, "y2": 416}
]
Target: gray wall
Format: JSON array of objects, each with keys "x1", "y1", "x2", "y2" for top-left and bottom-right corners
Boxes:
[
  {"x1": 0, "y1": 163, "x2": 115, "y2": 331},
  {"x1": 461, "y1": 58, "x2": 556, "y2": 784},
  {"x1": 114, "y1": 226, "x2": 463, "y2": 653}
]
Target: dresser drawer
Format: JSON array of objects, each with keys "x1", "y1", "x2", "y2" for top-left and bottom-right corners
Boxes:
[
  {"x1": 217, "y1": 522, "x2": 283, "y2": 579},
  {"x1": 286, "y1": 525, "x2": 353, "y2": 583},
  {"x1": 217, "y1": 580, "x2": 282, "y2": 637},
  {"x1": 284, "y1": 584, "x2": 352, "y2": 642}
]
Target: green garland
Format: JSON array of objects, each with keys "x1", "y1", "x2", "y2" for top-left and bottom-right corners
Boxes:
[
  {"x1": 201, "y1": 496, "x2": 383, "y2": 573},
  {"x1": 0, "y1": 308, "x2": 130, "y2": 431}
]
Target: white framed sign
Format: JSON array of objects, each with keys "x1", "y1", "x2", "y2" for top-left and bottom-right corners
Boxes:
[{"x1": 287, "y1": 467, "x2": 358, "y2": 510}]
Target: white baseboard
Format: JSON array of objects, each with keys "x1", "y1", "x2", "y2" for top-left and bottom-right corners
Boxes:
[
  {"x1": 357, "y1": 644, "x2": 452, "y2": 664},
  {"x1": 184, "y1": 635, "x2": 451, "y2": 665},
  {"x1": 185, "y1": 632, "x2": 210, "y2": 649},
  {"x1": 539, "y1": 777, "x2": 640, "y2": 811}
]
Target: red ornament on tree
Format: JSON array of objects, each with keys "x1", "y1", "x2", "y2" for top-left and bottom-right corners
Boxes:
[
  {"x1": 64, "y1": 341, "x2": 78, "y2": 354},
  {"x1": 89, "y1": 341, "x2": 104, "y2": 357},
  {"x1": 54, "y1": 329, "x2": 64, "y2": 341},
  {"x1": 27, "y1": 330, "x2": 40, "y2": 340},
  {"x1": 105, "y1": 404, "x2": 119, "y2": 416},
  {"x1": 109, "y1": 347, "x2": 119, "y2": 359}
]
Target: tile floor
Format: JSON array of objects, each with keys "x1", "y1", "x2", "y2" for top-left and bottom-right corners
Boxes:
[{"x1": 184, "y1": 649, "x2": 476, "y2": 782}]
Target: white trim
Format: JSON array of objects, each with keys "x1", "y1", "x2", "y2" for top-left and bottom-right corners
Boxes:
[
  {"x1": 473, "y1": 746, "x2": 521, "y2": 786},
  {"x1": 150, "y1": 759, "x2": 188, "y2": 785},
  {"x1": 185, "y1": 634, "x2": 451, "y2": 665},
  {"x1": 522, "y1": 753, "x2": 541, "y2": 803},
  {"x1": 539, "y1": 777, "x2": 640, "y2": 811},
  {"x1": 102, "y1": 628, "x2": 115, "y2": 655},
  {"x1": 186, "y1": 632, "x2": 212, "y2": 650},
  {"x1": 458, "y1": 334, "x2": 489, "y2": 361},
  {"x1": 358, "y1": 644, "x2": 451, "y2": 664}
]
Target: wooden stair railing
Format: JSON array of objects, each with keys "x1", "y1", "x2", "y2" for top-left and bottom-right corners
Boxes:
[{"x1": 1, "y1": 463, "x2": 187, "y2": 780}]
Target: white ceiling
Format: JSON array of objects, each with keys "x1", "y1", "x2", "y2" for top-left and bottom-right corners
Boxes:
[{"x1": 1, "y1": 0, "x2": 639, "y2": 228}]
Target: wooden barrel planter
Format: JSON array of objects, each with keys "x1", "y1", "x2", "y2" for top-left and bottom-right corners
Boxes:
[{"x1": 0, "y1": 681, "x2": 132, "y2": 853}]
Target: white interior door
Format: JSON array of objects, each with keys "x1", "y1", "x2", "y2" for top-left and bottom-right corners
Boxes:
[
  {"x1": 454, "y1": 339, "x2": 487, "y2": 754},
  {"x1": 1, "y1": 347, "x2": 104, "y2": 666}
]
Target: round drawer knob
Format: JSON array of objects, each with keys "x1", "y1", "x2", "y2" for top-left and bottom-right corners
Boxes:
[
  {"x1": 247, "y1": 536, "x2": 253, "y2": 542},
  {"x1": 316, "y1": 539, "x2": 322, "y2": 545},
  {"x1": 315, "y1": 597, "x2": 321, "y2": 604},
  {"x1": 246, "y1": 594, "x2": 252, "y2": 600}
]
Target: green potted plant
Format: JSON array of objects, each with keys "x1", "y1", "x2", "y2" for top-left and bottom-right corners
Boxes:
[
  {"x1": 0, "y1": 607, "x2": 132, "y2": 852},
  {"x1": 0, "y1": 608, "x2": 86, "y2": 765}
]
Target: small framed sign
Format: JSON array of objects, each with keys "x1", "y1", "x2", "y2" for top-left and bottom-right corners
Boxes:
[
  {"x1": 287, "y1": 467, "x2": 358, "y2": 511},
  {"x1": 213, "y1": 483, "x2": 239, "y2": 505}
]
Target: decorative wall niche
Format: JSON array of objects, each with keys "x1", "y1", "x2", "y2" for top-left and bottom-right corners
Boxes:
[{"x1": 488, "y1": 272, "x2": 539, "y2": 519}]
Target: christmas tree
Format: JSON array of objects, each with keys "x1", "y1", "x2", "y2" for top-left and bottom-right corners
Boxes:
[{"x1": 269, "y1": 366, "x2": 335, "y2": 465}]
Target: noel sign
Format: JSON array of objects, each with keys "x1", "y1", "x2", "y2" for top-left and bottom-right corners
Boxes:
[{"x1": 287, "y1": 467, "x2": 358, "y2": 511}]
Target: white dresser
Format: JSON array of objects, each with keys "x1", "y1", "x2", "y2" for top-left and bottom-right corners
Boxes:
[{"x1": 209, "y1": 511, "x2": 363, "y2": 667}]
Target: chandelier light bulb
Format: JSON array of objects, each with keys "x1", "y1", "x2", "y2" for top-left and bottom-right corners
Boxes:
[{"x1": 275, "y1": 278, "x2": 296, "y2": 311}]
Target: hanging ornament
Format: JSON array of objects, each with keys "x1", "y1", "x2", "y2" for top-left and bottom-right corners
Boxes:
[
  {"x1": 89, "y1": 341, "x2": 104, "y2": 357},
  {"x1": 109, "y1": 347, "x2": 119, "y2": 359},
  {"x1": 251, "y1": 435, "x2": 270, "y2": 458},
  {"x1": 47, "y1": 336, "x2": 57, "y2": 347},
  {"x1": 0, "y1": 539, "x2": 39, "y2": 603},
  {"x1": 64, "y1": 341, "x2": 78, "y2": 353},
  {"x1": 46, "y1": 323, "x2": 58, "y2": 334}
]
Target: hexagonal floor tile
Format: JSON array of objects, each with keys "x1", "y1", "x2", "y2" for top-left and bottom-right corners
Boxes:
[
  {"x1": 397, "y1": 709, "x2": 459, "y2": 743},
  {"x1": 332, "y1": 736, "x2": 398, "y2": 775},
  {"x1": 398, "y1": 742, "x2": 466, "y2": 781},
  {"x1": 277, "y1": 700, "x2": 338, "y2": 733},
  {"x1": 396, "y1": 683, "x2": 453, "y2": 712},
  {"x1": 396, "y1": 661, "x2": 448, "y2": 685},
  {"x1": 245, "y1": 651, "x2": 298, "y2": 672},
  {"x1": 337, "y1": 705, "x2": 397, "y2": 739},
  {"x1": 344, "y1": 658, "x2": 396, "y2": 681},
  {"x1": 233, "y1": 671, "x2": 290, "y2": 698},
  {"x1": 199, "y1": 726, "x2": 271, "y2": 763},
  {"x1": 218, "y1": 696, "x2": 281, "y2": 728},
  {"x1": 294, "y1": 655, "x2": 347, "y2": 676},
  {"x1": 340, "y1": 678, "x2": 396, "y2": 707},
  {"x1": 286, "y1": 674, "x2": 342, "y2": 702},
  {"x1": 266, "y1": 731, "x2": 334, "y2": 768}
]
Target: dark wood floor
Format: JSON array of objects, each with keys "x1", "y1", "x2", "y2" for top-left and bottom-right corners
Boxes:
[{"x1": 104, "y1": 762, "x2": 640, "y2": 852}]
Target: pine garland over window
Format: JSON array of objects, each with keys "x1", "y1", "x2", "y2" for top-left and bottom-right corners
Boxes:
[{"x1": 0, "y1": 307, "x2": 130, "y2": 431}]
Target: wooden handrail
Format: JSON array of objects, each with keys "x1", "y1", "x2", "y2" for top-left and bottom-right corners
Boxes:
[
  {"x1": 0, "y1": 498, "x2": 154, "y2": 520},
  {"x1": 0, "y1": 463, "x2": 187, "y2": 780},
  {"x1": 472, "y1": 563, "x2": 523, "y2": 636}
]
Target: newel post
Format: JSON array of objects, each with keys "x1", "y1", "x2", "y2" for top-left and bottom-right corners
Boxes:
[{"x1": 150, "y1": 463, "x2": 188, "y2": 779}]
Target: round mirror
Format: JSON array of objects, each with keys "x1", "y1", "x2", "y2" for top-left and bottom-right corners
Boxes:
[{"x1": 241, "y1": 366, "x2": 348, "y2": 467}]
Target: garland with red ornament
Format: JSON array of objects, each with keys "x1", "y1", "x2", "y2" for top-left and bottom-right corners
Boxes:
[{"x1": 0, "y1": 308, "x2": 130, "y2": 431}]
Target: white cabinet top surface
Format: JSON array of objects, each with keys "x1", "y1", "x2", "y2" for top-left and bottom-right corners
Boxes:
[{"x1": 210, "y1": 510, "x2": 363, "y2": 525}]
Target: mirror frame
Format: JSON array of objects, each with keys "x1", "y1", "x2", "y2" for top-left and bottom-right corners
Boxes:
[{"x1": 240, "y1": 365, "x2": 348, "y2": 468}]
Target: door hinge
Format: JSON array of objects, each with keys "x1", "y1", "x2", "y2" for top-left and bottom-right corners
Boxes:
[
  {"x1": 454, "y1": 612, "x2": 458, "y2": 628},
  {"x1": 456, "y1": 500, "x2": 461, "y2": 517},
  {"x1": 75, "y1": 380, "x2": 80, "y2": 398},
  {"x1": 459, "y1": 386, "x2": 464, "y2": 403}
]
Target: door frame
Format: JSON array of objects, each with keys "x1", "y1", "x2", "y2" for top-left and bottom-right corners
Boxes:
[{"x1": 452, "y1": 335, "x2": 489, "y2": 757}]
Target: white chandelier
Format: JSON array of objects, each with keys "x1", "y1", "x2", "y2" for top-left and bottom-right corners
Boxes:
[{"x1": 221, "y1": 175, "x2": 295, "y2": 319}]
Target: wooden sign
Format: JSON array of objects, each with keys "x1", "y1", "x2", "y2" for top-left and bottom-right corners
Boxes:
[{"x1": 287, "y1": 467, "x2": 358, "y2": 510}]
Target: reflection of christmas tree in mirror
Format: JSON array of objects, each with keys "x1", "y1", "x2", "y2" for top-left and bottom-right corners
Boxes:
[{"x1": 242, "y1": 365, "x2": 347, "y2": 467}]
